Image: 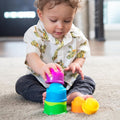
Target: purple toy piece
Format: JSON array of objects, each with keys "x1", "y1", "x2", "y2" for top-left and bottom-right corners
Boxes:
[{"x1": 46, "y1": 68, "x2": 64, "y2": 84}]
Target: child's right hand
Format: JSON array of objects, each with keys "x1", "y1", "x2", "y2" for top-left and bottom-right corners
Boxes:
[
  {"x1": 39, "y1": 63, "x2": 63, "y2": 81},
  {"x1": 26, "y1": 53, "x2": 63, "y2": 81}
]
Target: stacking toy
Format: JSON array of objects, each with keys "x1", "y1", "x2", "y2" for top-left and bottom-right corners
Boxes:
[
  {"x1": 43, "y1": 68, "x2": 67, "y2": 115},
  {"x1": 71, "y1": 97, "x2": 99, "y2": 115}
]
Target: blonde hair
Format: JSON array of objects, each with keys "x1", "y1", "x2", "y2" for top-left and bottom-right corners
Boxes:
[{"x1": 34, "y1": 0, "x2": 81, "y2": 10}]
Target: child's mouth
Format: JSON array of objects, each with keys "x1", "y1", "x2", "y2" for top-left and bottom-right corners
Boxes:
[{"x1": 55, "y1": 32, "x2": 63, "y2": 35}]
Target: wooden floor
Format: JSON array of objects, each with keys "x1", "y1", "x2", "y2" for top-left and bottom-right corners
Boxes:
[
  {"x1": 89, "y1": 40, "x2": 120, "y2": 56},
  {"x1": 0, "y1": 38, "x2": 120, "y2": 57}
]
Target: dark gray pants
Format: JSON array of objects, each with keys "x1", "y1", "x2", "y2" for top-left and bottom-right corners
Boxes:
[{"x1": 15, "y1": 74, "x2": 95, "y2": 103}]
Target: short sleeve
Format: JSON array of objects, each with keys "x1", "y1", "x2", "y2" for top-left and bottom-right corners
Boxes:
[
  {"x1": 24, "y1": 25, "x2": 41, "y2": 56},
  {"x1": 77, "y1": 30, "x2": 90, "y2": 58}
]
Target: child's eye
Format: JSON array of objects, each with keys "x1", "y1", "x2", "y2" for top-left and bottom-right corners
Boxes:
[
  {"x1": 64, "y1": 20, "x2": 71, "y2": 23},
  {"x1": 50, "y1": 19, "x2": 57, "y2": 22}
]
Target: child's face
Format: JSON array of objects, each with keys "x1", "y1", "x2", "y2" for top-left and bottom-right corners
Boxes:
[{"x1": 37, "y1": 3, "x2": 76, "y2": 40}]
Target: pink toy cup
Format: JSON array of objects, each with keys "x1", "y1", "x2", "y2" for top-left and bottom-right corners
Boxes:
[{"x1": 46, "y1": 68, "x2": 64, "y2": 84}]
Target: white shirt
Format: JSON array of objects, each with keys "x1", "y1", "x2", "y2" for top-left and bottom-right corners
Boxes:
[{"x1": 24, "y1": 20, "x2": 90, "y2": 90}]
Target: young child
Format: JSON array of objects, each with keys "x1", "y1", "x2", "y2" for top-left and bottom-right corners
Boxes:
[{"x1": 15, "y1": 0, "x2": 95, "y2": 105}]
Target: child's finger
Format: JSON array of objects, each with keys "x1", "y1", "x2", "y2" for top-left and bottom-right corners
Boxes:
[
  {"x1": 78, "y1": 68, "x2": 84, "y2": 80},
  {"x1": 42, "y1": 73, "x2": 47, "y2": 81},
  {"x1": 52, "y1": 66, "x2": 58, "y2": 72},
  {"x1": 48, "y1": 63, "x2": 60, "y2": 72},
  {"x1": 44, "y1": 68, "x2": 52, "y2": 80},
  {"x1": 80, "y1": 71, "x2": 84, "y2": 80},
  {"x1": 72, "y1": 66, "x2": 75, "y2": 73},
  {"x1": 81, "y1": 73, "x2": 84, "y2": 80},
  {"x1": 64, "y1": 67, "x2": 70, "y2": 71},
  {"x1": 55, "y1": 64, "x2": 63, "y2": 72}
]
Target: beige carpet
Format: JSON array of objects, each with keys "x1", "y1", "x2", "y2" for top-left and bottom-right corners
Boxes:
[{"x1": 0, "y1": 56, "x2": 120, "y2": 120}]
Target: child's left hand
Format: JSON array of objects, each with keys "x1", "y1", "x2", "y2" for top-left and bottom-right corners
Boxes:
[{"x1": 64, "y1": 58, "x2": 85, "y2": 80}]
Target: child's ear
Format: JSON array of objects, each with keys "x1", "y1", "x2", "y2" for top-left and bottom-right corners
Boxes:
[{"x1": 37, "y1": 8, "x2": 43, "y2": 21}]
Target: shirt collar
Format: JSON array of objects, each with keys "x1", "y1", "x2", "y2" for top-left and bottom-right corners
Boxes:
[{"x1": 37, "y1": 20, "x2": 79, "y2": 45}]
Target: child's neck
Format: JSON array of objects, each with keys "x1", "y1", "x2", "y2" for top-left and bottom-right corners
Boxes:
[
  {"x1": 58, "y1": 38, "x2": 63, "y2": 42},
  {"x1": 56, "y1": 36, "x2": 64, "y2": 42}
]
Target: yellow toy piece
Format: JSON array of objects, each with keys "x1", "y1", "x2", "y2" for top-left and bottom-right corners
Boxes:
[{"x1": 82, "y1": 98, "x2": 99, "y2": 115}]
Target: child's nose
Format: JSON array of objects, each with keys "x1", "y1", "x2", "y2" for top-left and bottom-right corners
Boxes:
[{"x1": 57, "y1": 21, "x2": 64, "y2": 29}]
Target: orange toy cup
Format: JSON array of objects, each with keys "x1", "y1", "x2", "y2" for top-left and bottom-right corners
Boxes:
[{"x1": 71, "y1": 96, "x2": 85, "y2": 113}]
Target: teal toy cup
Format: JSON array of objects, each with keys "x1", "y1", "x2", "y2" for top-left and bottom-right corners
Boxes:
[{"x1": 46, "y1": 83, "x2": 67, "y2": 102}]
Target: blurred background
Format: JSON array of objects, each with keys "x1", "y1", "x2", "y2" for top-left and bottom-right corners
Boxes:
[{"x1": 0, "y1": 0, "x2": 120, "y2": 57}]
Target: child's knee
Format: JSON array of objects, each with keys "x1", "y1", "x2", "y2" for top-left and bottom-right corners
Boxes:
[
  {"x1": 15, "y1": 75, "x2": 27, "y2": 95},
  {"x1": 84, "y1": 76, "x2": 96, "y2": 91}
]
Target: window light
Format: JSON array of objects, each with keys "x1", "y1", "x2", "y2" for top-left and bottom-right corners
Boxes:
[{"x1": 4, "y1": 11, "x2": 36, "y2": 19}]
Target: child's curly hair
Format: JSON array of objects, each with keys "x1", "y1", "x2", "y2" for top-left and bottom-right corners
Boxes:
[{"x1": 34, "y1": 0, "x2": 81, "y2": 10}]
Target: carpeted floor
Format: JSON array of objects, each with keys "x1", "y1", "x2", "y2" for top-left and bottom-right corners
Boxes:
[{"x1": 0, "y1": 56, "x2": 120, "y2": 120}]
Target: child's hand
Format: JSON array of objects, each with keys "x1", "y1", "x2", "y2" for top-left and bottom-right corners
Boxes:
[
  {"x1": 64, "y1": 62, "x2": 84, "y2": 80},
  {"x1": 39, "y1": 63, "x2": 63, "y2": 81}
]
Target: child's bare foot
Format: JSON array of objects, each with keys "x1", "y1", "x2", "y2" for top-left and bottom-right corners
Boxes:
[
  {"x1": 83, "y1": 94, "x2": 93, "y2": 100},
  {"x1": 42, "y1": 92, "x2": 46, "y2": 104},
  {"x1": 67, "y1": 92, "x2": 92, "y2": 105}
]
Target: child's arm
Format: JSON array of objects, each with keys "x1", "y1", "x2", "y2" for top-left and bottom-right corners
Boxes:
[
  {"x1": 26, "y1": 52, "x2": 63, "y2": 81},
  {"x1": 64, "y1": 58, "x2": 85, "y2": 80}
]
